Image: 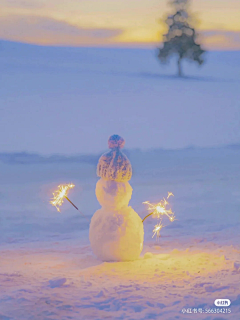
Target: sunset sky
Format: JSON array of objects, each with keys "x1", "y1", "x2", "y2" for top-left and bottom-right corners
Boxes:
[{"x1": 0, "y1": 0, "x2": 240, "y2": 50}]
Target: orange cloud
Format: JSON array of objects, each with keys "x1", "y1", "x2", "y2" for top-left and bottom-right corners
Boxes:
[
  {"x1": 0, "y1": 15, "x2": 123, "y2": 46},
  {"x1": 202, "y1": 30, "x2": 240, "y2": 50}
]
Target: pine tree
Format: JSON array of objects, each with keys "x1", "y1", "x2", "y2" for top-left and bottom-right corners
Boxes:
[{"x1": 158, "y1": 0, "x2": 205, "y2": 76}]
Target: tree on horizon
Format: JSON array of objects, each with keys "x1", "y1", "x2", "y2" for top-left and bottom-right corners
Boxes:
[{"x1": 157, "y1": 0, "x2": 205, "y2": 76}]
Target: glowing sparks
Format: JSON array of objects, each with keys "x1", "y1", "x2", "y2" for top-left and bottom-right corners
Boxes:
[
  {"x1": 143, "y1": 192, "x2": 174, "y2": 220},
  {"x1": 152, "y1": 223, "x2": 163, "y2": 239},
  {"x1": 143, "y1": 192, "x2": 175, "y2": 239},
  {"x1": 50, "y1": 183, "x2": 75, "y2": 212},
  {"x1": 167, "y1": 192, "x2": 174, "y2": 199}
]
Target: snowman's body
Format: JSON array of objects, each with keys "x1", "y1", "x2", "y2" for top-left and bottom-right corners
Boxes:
[{"x1": 89, "y1": 135, "x2": 144, "y2": 262}]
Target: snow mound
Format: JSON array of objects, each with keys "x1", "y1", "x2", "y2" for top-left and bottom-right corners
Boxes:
[{"x1": 49, "y1": 278, "x2": 66, "y2": 288}]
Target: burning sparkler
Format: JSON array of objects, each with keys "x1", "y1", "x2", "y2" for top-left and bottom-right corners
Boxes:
[
  {"x1": 50, "y1": 183, "x2": 88, "y2": 221},
  {"x1": 50, "y1": 183, "x2": 74, "y2": 212},
  {"x1": 142, "y1": 192, "x2": 175, "y2": 239}
]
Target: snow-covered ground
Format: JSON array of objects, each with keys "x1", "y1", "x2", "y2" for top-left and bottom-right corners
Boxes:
[
  {"x1": 0, "y1": 42, "x2": 240, "y2": 319},
  {"x1": 1, "y1": 41, "x2": 240, "y2": 154},
  {"x1": 0, "y1": 146, "x2": 240, "y2": 319}
]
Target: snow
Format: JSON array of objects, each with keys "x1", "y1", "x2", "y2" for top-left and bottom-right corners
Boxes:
[
  {"x1": 1, "y1": 41, "x2": 240, "y2": 155},
  {"x1": 0, "y1": 146, "x2": 240, "y2": 319},
  {"x1": 0, "y1": 41, "x2": 240, "y2": 319}
]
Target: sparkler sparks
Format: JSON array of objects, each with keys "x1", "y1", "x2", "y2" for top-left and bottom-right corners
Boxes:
[
  {"x1": 142, "y1": 192, "x2": 175, "y2": 239},
  {"x1": 50, "y1": 183, "x2": 75, "y2": 212},
  {"x1": 50, "y1": 183, "x2": 89, "y2": 221},
  {"x1": 152, "y1": 223, "x2": 163, "y2": 239}
]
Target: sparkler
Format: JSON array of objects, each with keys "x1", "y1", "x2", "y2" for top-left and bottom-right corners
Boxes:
[
  {"x1": 142, "y1": 192, "x2": 175, "y2": 239},
  {"x1": 50, "y1": 183, "x2": 88, "y2": 221}
]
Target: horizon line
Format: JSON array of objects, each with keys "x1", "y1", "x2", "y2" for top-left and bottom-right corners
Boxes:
[
  {"x1": 0, "y1": 143, "x2": 239, "y2": 158},
  {"x1": 1, "y1": 39, "x2": 240, "y2": 52}
]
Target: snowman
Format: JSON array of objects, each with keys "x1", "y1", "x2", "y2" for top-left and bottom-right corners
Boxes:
[{"x1": 89, "y1": 135, "x2": 144, "y2": 261}]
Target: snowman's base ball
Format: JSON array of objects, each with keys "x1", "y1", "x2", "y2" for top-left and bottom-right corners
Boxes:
[{"x1": 89, "y1": 207, "x2": 144, "y2": 261}]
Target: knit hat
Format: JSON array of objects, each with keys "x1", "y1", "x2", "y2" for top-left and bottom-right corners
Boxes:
[{"x1": 97, "y1": 135, "x2": 132, "y2": 182}]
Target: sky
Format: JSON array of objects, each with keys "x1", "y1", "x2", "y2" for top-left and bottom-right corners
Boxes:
[{"x1": 0, "y1": 0, "x2": 240, "y2": 50}]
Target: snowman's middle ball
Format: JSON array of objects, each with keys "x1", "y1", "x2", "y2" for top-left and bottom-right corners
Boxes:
[{"x1": 95, "y1": 178, "x2": 132, "y2": 210}]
